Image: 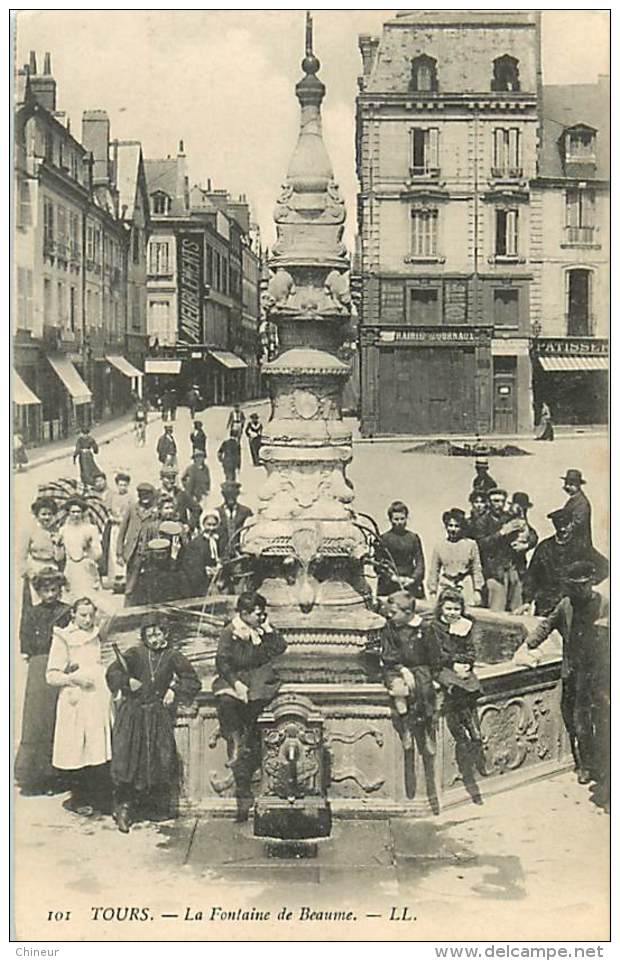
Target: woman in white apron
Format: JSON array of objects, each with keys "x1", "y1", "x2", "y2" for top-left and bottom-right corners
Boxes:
[{"x1": 46, "y1": 597, "x2": 113, "y2": 815}]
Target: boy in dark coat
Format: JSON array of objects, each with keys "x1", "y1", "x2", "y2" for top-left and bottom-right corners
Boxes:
[
  {"x1": 189, "y1": 420, "x2": 207, "y2": 456},
  {"x1": 380, "y1": 592, "x2": 439, "y2": 754},
  {"x1": 218, "y1": 436, "x2": 241, "y2": 482},
  {"x1": 106, "y1": 614, "x2": 201, "y2": 833},
  {"x1": 15, "y1": 568, "x2": 71, "y2": 793},
  {"x1": 156, "y1": 424, "x2": 177, "y2": 468},
  {"x1": 212, "y1": 592, "x2": 287, "y2": 821}
]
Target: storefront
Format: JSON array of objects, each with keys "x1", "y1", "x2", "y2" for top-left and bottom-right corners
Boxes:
[
  {"x1": 13, "y1": 368, "x2": 42, "y2": 444},
  {"x1": 45, "y1": 353, "x2": 93, "y2": 438},
  {"x1": 531, "y1": 337, "x2": 608, "y2": 426},
  {"x1": 144, "y1": 358, "x2": 182, "y2": 408}
]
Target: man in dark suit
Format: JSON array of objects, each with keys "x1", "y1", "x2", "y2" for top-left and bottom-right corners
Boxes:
[
  {"x1": 216, "y1": 482, "x2": 253, "y2": 559},
  {"x1": 179, "y1": 511, "x2": 221, "y2": 598},
  {"x1": 116, "y1": 483, "x2": 160, "y2": 607},
  {"x1": 561, "y1": 469, "x2": 593, "y2": 551}
]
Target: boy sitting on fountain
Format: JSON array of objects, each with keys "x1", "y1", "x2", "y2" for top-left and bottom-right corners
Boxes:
[{"x1": 380, "y1": 591, "x2": 439, "y2": 755}]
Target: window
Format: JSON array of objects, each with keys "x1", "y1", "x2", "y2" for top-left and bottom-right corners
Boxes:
[
  {"x1": 410, "y1": 208, "x2": 438, "y2": 258},
  {"x1": 410, "y1": 128, "x2": 439, "y2": 177},
  {"x1": 493, "y1": 288, "x2": 519, "y2": 328},
  {"x1": 132, "y1": 227, "x2": 141, "y2": 264},
  {"x1": 409, "y1": 288, "x2": 440, "y2": 326},
  {"x1": 43, "y1": 278, "x2": 52, "y2": 326},
  {"x1": 566, "y1": 269, "x2": 592, "y2": 336},
  {"x1": 70, "y1": 151, "x2": 80, "y2": 181},
  {"x1": 214, "y1": 251, "x2": 221, "y2": 290},
  {"x1": 93, "y1": 226, "x2": 101, "y2": 265},
  {"x1": 148, "y1": 241, "x2": 171, "y2": 275},
  {"x1": 495, "y1": 209, "x2": 519, "y2": 257},
  {"x1": 132, "y1": 287, "x2": 141, "y2": 331},
  {"x1": 151, "y1": 192, "x2": 171, "y2": 215},
  {"x1": 56, "y1": 205, "x2": 67, "y2": 258},
  {"x1": 492, "y1": 128, "x2": 521, "y2": 177},
  {"x1": 410, "y1": 55, "x2": 438, "y2": 93},
  {"x1": 206, "y1": 245, "x2": 213, "y2": 286},
  {"x1": 43, "y1": 199, "x2": 54, "y2": 253},
  {"x1": 44, "y1": 131, "x2": 54, "y2": 163},
  {"x1": 492, "y1": 55, "x2": 520, "y2": 92},
  {"x1": 58, "y1": 140, "x2": 65, "y2": 169},
  {"x1": 69, "y1": 286, "x2": 77, "y2": 332},
  {"x1": 17, "y1": 180, "x2": 32, "y2": 228},
  {"x1": 69, "y1": 212, "x2": 80, "y2": 259},
  {"x1": 565, "y1": 189, "x2": 595, "y2": 244},
  {"x1": 86, "y1": 223, "x2": 94, "y2": 262},
  {"x1": 148, "y1": 300, "x2": 173, "y2": 344},
  {"x1": 565, "y1": 127, "x2": 596, "y2": 164}
]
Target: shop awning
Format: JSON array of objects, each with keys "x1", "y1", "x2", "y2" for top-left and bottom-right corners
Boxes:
[
  {"x1": 539, "y1": 356, "x2": 607, "y2": 372},
  {"x1": 105, "y1": 355, "x2": 143, "y2": 379},
  {"x1": 47, "y1": 354, "x2": 92, "y2": 405},
  {"x1": 13, "y1": 369, "x2": 41, "y2": 406},
  {"x1": 209, "y1": 350, "x2": 248, "y2": 370},
  {"x1": 144, "y1": 359, "x2": 182, "y2": 375}
]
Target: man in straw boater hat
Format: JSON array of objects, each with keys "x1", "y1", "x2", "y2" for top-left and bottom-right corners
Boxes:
[
  {"x1": 524, "y1": 560, "x2": 609, "y2": 798},
  {"x1": 106, "y1": 612, "x2": 201, "y2": 833},
  {"x1": 561, "y1": 468, "x2": 593, "y2": 551},
  {"x1": 520, "y1": 508, "x2": 608, "y2": 618},
  {"x1": 15, "y1": 567, "x2": 71, "y2": 795}
]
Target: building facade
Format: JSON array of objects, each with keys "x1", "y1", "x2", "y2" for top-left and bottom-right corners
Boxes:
[
  {"x1": 13, "y1": 53, "x2": 150, "y2": 442},
  {"x1": 356, "y1": 11, "x2": 609, "y2": 436},
  {"x1": 144, "y1": 155, "x2": 263, "y2": 408}
]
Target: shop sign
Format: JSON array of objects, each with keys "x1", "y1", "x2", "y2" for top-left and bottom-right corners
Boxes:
[
  {"x1": 381, "y1": 326, "x2": 491, "y2": 345},
  {"x1": 536, "y1": 337, "x2": 608, "y2": 356},
  {"x1": 177, "y1": 233, "x2": 204, "y2": 344}
]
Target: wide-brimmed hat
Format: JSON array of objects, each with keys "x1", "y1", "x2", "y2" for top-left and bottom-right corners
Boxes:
[
  {"x1": 547, "y1": 508, "x2": 571, "y2": 530},
  {"x1": 512, "y1": 491, "x2": 533, "y2": 510},
  {"x1": 31, "y1": 566, "x2": 66, "y2": 590},
  {"x1": 561, "y1": 469, "x2": 586, "y2": 486}
]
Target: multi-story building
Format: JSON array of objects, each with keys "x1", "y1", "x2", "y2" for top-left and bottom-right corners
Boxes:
[
  {"x1": 356, "y1": 10, "x2": 541, "y2": 436},
  {"x1": 529, "y1": 75, "x2": 609, "y2": 424},
  {"x1": 13, "y1": 53, "x2": 150, "y2": 442},
  {"x1": 356, "y1": 11, "x2": 608, "y2": 436},
  {"x1": 144, "y1": 153, "x2": 262, "y2": 407}
]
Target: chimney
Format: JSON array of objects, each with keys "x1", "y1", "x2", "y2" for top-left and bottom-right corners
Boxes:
[
  {"x1": 176, "y1": 138, "x2": 187, "y2": 209},
  {"x1": 82, "y1": 109, "x2": 110, "y2": 184},
  {"x1": 178, "y1": 139, "x2": 185, "y2": 155},
  {"x1": 29, "y1": 50, "x2": 57, "y2": 112}
]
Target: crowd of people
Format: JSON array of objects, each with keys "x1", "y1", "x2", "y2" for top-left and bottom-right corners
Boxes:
[{"x1": 15, "y1": 401, "x2": 609, "y2": 829}]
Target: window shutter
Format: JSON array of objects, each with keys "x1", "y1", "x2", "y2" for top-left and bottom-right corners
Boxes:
[
  {"x1": 428, "y1": 128, "x2": 439, "y2": 170},
  {"x1": 582, "y1": 191, "x2": 595, "y2": 228},
  {"x1": 493, "y1": 129, "x2": 503, "y2": 170},
  {"x1": 508, "y1": 129, "x2": 520, "y2": 170},
  {"x1": 507, "y1": 210, "x2": 518, "y2": 255},
  {"x1": 565, "y1": 191, "x2": 578, "y2": 227}
]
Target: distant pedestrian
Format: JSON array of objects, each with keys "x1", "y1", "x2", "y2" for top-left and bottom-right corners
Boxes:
[
  {"x1": 245, "y1": 413, "x2": 263, "y2": 466},
  {"x1": 377, "y1": 501, "x2": 425, "y2": 599},
  {"x1": 176, "y1": 475, "x2": 202, "y2": 534},
  {"x1": 534, "y1": 401, "x2": 554, "y2": 441},
  {"x1": 186, "y1": 385, "x2": 203, "y2": 420},
  {"x1": 106, "y1": 613, "x2": 201, "y2": 833},
  {"x1": 190, "y1": 420, "x2": 207, "y2": 456},
  {"x1": 13, "y1": 430, "x2": 28, "y2": 471},
  {"x1": 561, "y1": 469, "x2": 592, "y2": 551},
  {"x1": 181, "y1": 450, "x2": 211, "y2": 505},
  {"x1": 471, "y1": 458, "x2": 497, "y2": 496},
  {"x1": 227, "y1": 403, "x2": 246, "y2": 440},
  {"x1": 73, "y1": 427, "x2": 100, "y2": 488},
  {"x1": 46, "y1": 597, "x2": 113, "y2": 817},
  {"x1": 161, "y1": 387, "x2": 177, "y2": 422},
  {"x1": 218, "y1": 436, "x2": 241, "y2": 482},
  {"x1": 156, "y1": 424, "x2": 177, "y2": 469}
]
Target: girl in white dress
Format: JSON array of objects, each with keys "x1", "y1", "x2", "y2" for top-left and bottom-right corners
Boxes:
[
  {"x1": 46, "y1": 597, "x2": 113, "y2": 815},
  {"x1": 58, "y1": 497, "x2": 113, "y2": 613}
]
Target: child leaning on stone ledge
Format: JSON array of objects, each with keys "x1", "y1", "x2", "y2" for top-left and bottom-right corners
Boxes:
[{"x1": 380, "y1": 591, "x2": 439, "y2": 755}]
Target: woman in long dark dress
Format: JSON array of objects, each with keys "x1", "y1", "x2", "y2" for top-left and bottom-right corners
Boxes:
[
  {"x1": 106, "y1": 613, "x2": 201, "y2": 833},
  {"x1": 73, "y1": 427, "x2": 100, "y2": 488},
  {"x1": 15, "y1": 567, "x2": 71, "y2": 793}
]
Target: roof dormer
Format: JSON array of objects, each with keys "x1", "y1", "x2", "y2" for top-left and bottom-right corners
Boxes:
[{"x1": 562, "y1": 123, "x2": 597, "y2": 176}]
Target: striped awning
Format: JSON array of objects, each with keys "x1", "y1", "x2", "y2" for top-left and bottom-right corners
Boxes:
[
  {"x1": 539, "y1": 356, "x2": 607, "y2": 372},
  {"x1": 13, "y1": 369, "x2": 41, "y2": 406},
  {"x1": 209, "y1": 350, "x2": 248, "y2": 370},
  {"x1": 144, "y1": 359, "x2": 182, "y2": 375},
  {"x1": 47, "y1": 354, "x2": 92, "y2": 405},
  {"x1": 105, "y1": 355, "x2": 142, "y2": 379}
]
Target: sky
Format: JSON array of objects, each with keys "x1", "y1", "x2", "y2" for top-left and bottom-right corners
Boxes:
[{"x1": 14, "y1": 9, "x2": 610, "y2": 249}]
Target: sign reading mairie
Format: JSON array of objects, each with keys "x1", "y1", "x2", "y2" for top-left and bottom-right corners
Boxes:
[{"x1": 177, "y1": 233, "x2": 204, "y2": 344}]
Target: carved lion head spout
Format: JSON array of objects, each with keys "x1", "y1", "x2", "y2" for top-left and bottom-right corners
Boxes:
[{"x1": 296, "y1": 569, "x2": 319, "y2": 614}]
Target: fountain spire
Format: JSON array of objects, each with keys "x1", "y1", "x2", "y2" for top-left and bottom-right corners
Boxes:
[{"x1": 241, "y1": 13, "x2": 382, "y2": 645}]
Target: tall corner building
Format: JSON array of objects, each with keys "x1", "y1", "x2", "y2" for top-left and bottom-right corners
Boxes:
[{"x1": 355, "y1": 10, "x2": 608, "y2": 436}]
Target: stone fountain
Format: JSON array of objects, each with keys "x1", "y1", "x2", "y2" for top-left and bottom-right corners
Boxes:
[{"x1": 104, "y1": 15, "x2": 573, "y2": 821}]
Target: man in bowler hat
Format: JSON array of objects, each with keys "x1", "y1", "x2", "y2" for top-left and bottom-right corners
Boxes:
[{"x1": 561, "y1": 469, "x2": 592, "y2": 551}]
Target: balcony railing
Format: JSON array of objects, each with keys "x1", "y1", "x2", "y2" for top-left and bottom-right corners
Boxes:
[
  {"x1": 491, "y1": 166, "x2": 523, "y2": 181},
  {"x1": 564, "y1": 226, "x2": 597, "y2": 246},
  {"x1": 409, "y1": 165, "x2": 440, "y2": 179}
]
